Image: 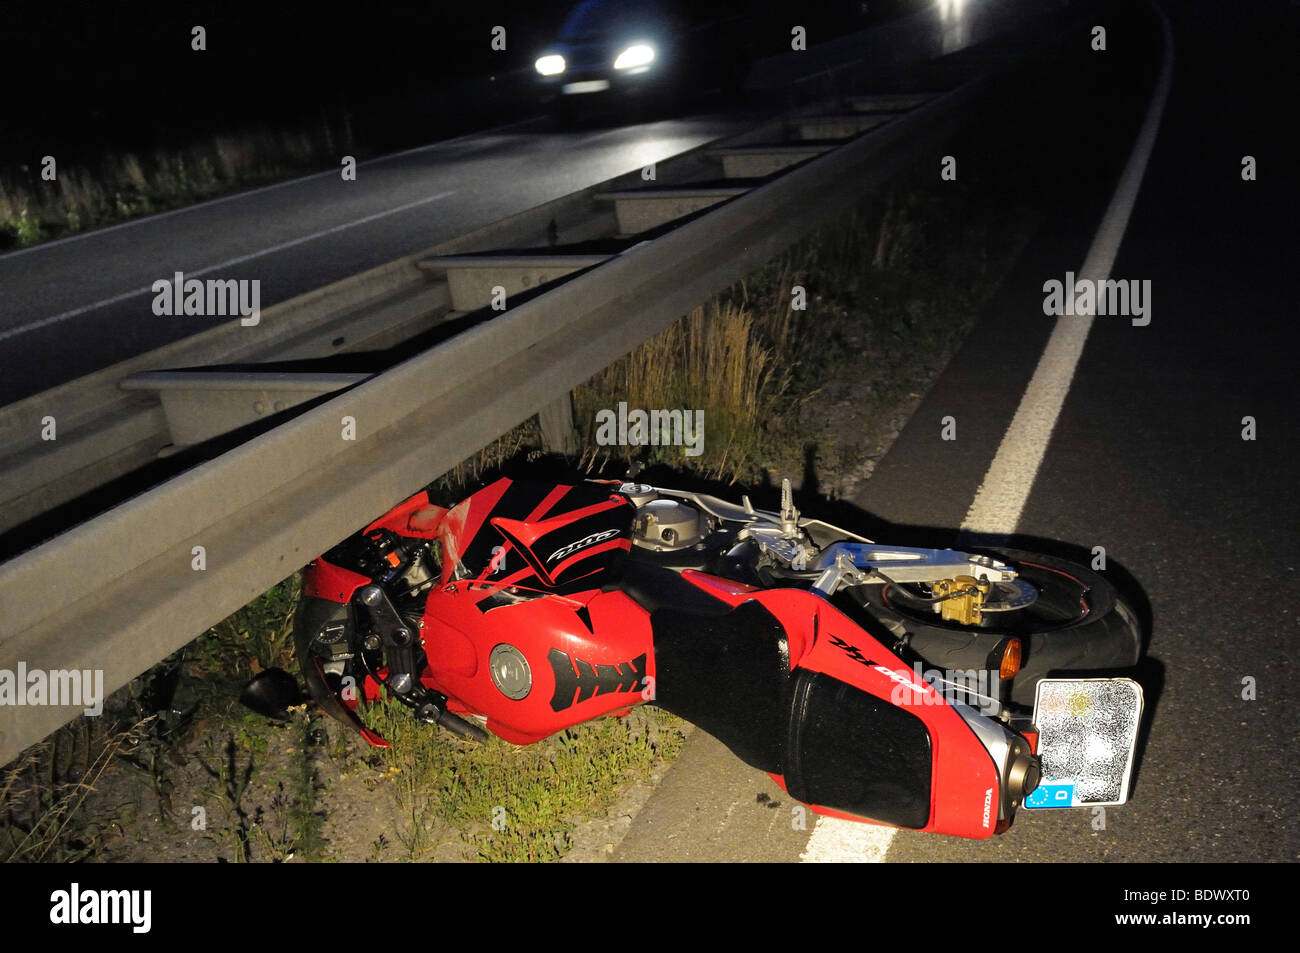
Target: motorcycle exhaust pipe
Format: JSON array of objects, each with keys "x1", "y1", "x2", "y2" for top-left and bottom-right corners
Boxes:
[{"x1": 951, "y1": 703, "x2": 1041, "y2": 830}]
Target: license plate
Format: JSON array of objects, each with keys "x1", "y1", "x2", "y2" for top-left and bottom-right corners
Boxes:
[
  {"x1": 1025, "y1": 678, "x2": 1143, "y2": 809},
  {"x1": 562, "y1": 80, "x2": 610, "y2": 94}
]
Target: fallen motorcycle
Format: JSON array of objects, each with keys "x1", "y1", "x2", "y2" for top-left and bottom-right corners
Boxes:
[{"x1": 294, "y1": 476, "x2": 1145, "y2": 839}]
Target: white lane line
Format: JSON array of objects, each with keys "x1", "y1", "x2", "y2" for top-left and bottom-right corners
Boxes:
[
  {"x1": 962, "y1": 7, "x2": 1174, "y2": 535},
  {"x1": 0, "y1": 114, "x2": 544, "y2": 263},
  {"x1": 800, "y1": 819, "x2": 897, "y2": 863},
  {"x1": 0, "y1": 167, "x2": 348, "y2": 263},
  {"x1": 0, "y1": 190, "x2": 454, "y2": 343},
  {"x1": 959, "y1": 316, "x2": 1096, "y2": 534},
  {"x1": 801, "y1": 1, "x2": 1174, "y2": 863}
]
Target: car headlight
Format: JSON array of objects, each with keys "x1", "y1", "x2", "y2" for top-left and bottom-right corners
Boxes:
[
  {"x1": 613, "y1": 44, "x2": 655, "y2": 70},
  {"x1": 535, "y1": 54, "x2": 566, "y2": 76}
]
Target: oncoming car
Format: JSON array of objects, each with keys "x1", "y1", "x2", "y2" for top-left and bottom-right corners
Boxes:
[{"x1": 534, "y1": 0, "x2": 752, "y2": 119}]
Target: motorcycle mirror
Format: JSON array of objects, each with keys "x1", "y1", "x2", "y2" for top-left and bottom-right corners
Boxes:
[{"x1": 239, "y1": 668, "x2": 304, "y2": 722}]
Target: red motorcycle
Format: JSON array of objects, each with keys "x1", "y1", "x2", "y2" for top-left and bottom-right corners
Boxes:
[{"x1": 294, "y1": 476, "x2": 1145, "y2": 839}]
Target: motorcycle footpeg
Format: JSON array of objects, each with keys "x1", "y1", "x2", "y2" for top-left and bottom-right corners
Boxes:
[
  {"x1": 436, "y1": 710, "x2": 490, "y2": 744},
  {"x1": 414, "y1": 695, "x2": 489, "y2": 744}
]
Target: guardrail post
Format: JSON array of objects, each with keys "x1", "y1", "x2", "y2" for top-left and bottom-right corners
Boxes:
[{"x1": 538, "y1": 392, "x2": 579, "y2": 455}]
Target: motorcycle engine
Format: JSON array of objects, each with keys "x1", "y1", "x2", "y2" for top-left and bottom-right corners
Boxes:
[{"x1": 623, "y1": 487, "x2": 709, "y2": 552}]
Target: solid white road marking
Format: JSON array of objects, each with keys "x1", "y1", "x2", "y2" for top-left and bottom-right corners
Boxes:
[
  {"x1": 962, "y1": 6, "x2": 1175, "y2": 534},
  {"x1": 800, "y1": 819, "x2": 896, "y2": 863},
  {"x1": 802, "y1": 1, "x2": 1174, "y2": 862},
  {"x1": 0, "y1": 191, "x2": 454, "y2": 343},
  {"x1": 959, "y1": 317, "x2": 1095, "y2": 534}
]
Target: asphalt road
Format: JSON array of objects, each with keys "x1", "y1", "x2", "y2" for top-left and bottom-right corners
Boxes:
[
  {"x1": 0, "y1": 114, "x2": 751, "y2": 404},
  {"x1": 612, "y1": 0, "x2": 1298, "y2": 863},
  {"x1": 872, "y1": 0, "x2": 1297, "y2": 864}
]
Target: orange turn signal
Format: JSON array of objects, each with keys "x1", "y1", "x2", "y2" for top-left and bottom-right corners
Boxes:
[{"x1": 999, "y1": 638, "x2": 1023, "y2": 680}]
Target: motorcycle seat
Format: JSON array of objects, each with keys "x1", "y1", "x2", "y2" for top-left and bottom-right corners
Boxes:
[{"x1": 650, "y1": 598, "x2": 792, "y2": 772}]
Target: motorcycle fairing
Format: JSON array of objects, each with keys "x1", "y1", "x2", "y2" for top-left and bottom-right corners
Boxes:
[
  {"x1": 759, "y1": 590, "x2": 998, "y2": 837},
  {"x1": 303, "y1": 560, "x2": 372, "y2": 603},
  {"x1": 424, "y1": 477, "x2": 636, "y2": 594},
  {"x1": 421, "y1": 584, "x2": 656, "y2": 746},
  {"x1": 363, "y1": 488, "x2": 444, "y2": 539},
  {"x1": 490, "y1": 494, "x2": 633, "y2": 589},
  {"x1": 624, "y1": 571, "x2": 1000, "y2": 838}
]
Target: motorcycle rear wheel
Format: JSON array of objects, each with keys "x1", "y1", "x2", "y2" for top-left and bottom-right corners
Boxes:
[{"x1": 849, "y1": 548, "x2": 1142, "y2": 706}]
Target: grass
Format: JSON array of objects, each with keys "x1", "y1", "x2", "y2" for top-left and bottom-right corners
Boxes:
[
  {"x1": 0, "y1": 717, "x2": 149, "y2": 862},
  {"x1": 194, "y1": 712, "x2": 327, "y2": 863},
  {"x1": 0, "y1": 127, "x2": 344, "y2": 250},
  {"x1": 428, "y1": 420, "x2": 546, "y2": 496},
  {"x1": 569, "y1": 161, "x2": 1028, "y2": 490},
  {"x1": 192, "y1": 573, "x2": 301, "y2": 679},
  {"x1": 184, "y1": 575, "x2": 327, "y2": 862},
  {"x1": 359, "y1": 700, "x2": 688, "y2": 862},
  {"x1": 575, "y1": 295, "x2": 802, "y2": 483},
  {"x1": 0, "y1": 575, "x2": 321, "y2": 864}
]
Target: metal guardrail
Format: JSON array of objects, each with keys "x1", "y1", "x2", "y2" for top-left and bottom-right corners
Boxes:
[
  {"x1": 0, "y1": 121, "x2": 783, "y2": 538},
  {"x1": 0, "y1": 110, "x2": 811, "y2": 541},
  {"x1": 0, "y1": 78, "x2": 988, "y2": 764},
  {"x1": 0, "y1": 176, "x2": 621, "y2": 536}
]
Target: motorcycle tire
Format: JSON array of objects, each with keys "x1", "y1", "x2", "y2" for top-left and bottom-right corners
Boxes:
[{"x1": 848, "y1": 548, "x2": 1143, "y2": 707}]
